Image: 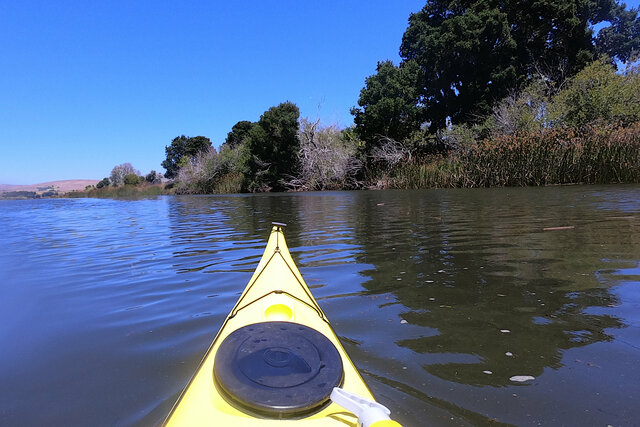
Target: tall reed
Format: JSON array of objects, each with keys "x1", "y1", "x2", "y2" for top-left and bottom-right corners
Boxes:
[
  {"x1": 65, "y1": 184, "x2": 167, "y2": 198},
  {"x1": 376, "y1": 124, "x2": 640, "y2": 188},
  {"x1": 388, "y1": 155, "x2": 463, "y2": 188},
  {"x1": 458, "y1": 124, "x2": 640, "y2": 187}
]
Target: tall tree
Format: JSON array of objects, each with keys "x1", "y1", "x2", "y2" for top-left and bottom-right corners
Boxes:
[
  {"x1": 246, "y1": 102, "x2": 300, "y2": 192},
  {"x1": 597, "y1": 4, "x2": 640, "y2": 63},
  {"x1": 354, "y1": 0, "x2": 640, "y2": 139},
  {"x1": 224, "y1": 121, "x2": 255, "y2": 148},
  {"x1": 110, "y1": 163, "x2": 139, "y2": 186},
  {"x1": 145, "y1": 170, "x2": 163, "y2": 184},
  {"x1": 161, "y1": 135, "x2": 212, "y2": 179},
  {"x1": 400, "y1": 0, "x2": 519, "y2": 130},
  {"x1": 351, "y1": 60, "x2": 423, "y2": 145}
]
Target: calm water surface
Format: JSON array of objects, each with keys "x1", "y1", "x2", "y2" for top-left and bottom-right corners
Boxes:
[{"x1": 1, "y1": 186, "x2": 640, "y2": 426}]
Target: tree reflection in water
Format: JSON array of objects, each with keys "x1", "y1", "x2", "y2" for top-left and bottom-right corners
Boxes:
[
  {"x1": 166, "y1": 187, "x2": 634, "y2": 389},
  {"x1": 350, "y1": 187, "x2": 631, "y2": 387}
]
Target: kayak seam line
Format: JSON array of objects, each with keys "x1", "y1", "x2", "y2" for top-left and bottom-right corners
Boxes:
[
  {"x1": 163, "y1": 247, "x2": 279, "y2": 423},
  {"x1": 229, "y1": 248, "x2": 329, "y2": 323},
  {"x1": 229, "y1": 250, "x2": 278, "y2": 318},
  {"x1": 278, "y1": 251, "x2": 327, "y2": 322}
]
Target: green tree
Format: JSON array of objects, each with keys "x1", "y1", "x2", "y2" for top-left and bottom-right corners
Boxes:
[
  {"x1": 162, "y1": 135, "x2": 212, "y2": 179},
  {"x1": 246, "y1": 102, "x2": 301, "y2": 192},
  {"x1": 355, "y1": 0, "x2": 639, "y2": 137},
  {"x1": 401, "y1": 2, "x2": 519, "y2": 131},
  {"x1": 225, "y1": 121, "x2": 255, "y2": 148},
  {"x1": 597, "y1": 4, "x2": 640, "y2": 63},
  {"x1": 96, "y1": 177, "x2": 110, "y2": 188},
  {"x1": 351, "y1": 60, "x2": 423, "y2": 146},
  {"x1": 145, "y1": 170, "x2": 162, "y2": 184},
  {"x1": 123, "y1": 174, "x2": 142, "y2": 186},
  {"x1": 110, "y1": 163, "x2": 139, "y2": 186},
  {"x1": 550, "y1": 57, "x2": 640, "y2": 127}
]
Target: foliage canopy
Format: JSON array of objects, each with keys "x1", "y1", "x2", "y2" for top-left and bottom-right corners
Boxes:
[
  {"x1": 145, "y1": 170, "x2": 162, "y2": 184},
  {"x1": 353, "y1": 0, "x2": 640, "y2": 145},
  {"x1": 110, "y1": 163, "x2": 139, "y2": 187},
  {"x1": 225, "y1": 121, "x2": 255, "y2": 148},
  {"x1": 550, "y1": 58, "x2": 640, "y2": 127},
  {"x1": 246, "y1": 102, "x2": 301, "y2": 191},
  {"x1": 96, "y1": 177, "x2": 110, "y2": 188},
  {"x1": 162, "y1": 135, "x2": 212, "y2": 179},
  {"x1": 351, "y1": 60, "x2": 423, "y2": 145},
  {"x1": 123, "y1": 174, "x2": 142, "y2": 186}
]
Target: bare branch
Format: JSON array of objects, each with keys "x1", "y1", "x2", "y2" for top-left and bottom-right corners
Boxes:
[
  {"x1": 289, "y1": 118, "x2": 362, "y2": 191},
  {"x1": 370, "y1": 136, "x2": 412, "y2": 166}
]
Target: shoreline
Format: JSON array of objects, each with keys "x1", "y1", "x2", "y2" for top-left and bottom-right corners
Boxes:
[{"x1": 0, "y1": 179, "x2": 99, "y2": 199}]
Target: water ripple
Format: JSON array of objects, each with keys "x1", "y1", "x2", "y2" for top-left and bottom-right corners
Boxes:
[{"x1": 1, "y1": 187, "x2": 640, "y2": 426}]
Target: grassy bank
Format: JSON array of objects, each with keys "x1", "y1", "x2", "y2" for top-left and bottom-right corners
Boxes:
[
  {"x1": 383, "y1": 123, "x2": 640, "y2": 189},
  {"x1": 65, "y1": 184, "x2": 169, "y2": 198},
  {"x1": 166, "y1": 123, "x2": 640, "y2": 194},
  {"x1": 67, "y1": 123, "x2": 640, "y2": 198}
]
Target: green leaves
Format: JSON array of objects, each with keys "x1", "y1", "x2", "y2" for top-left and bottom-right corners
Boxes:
[
  {"x1": 96, "y1": 177, "x2": 110, "y2": 188},
  {"x1": 401, "y1": 1, "x2": 521, "y2": 129},
  {"x1": 225, "y1": 121, "x2": 254, "y2": 148},
  {"x1": 550, "y1": 57, "x2": 640, "y2": 127},
  {"x1": 110, "y1": 163, "x2": 139, "y2": 187},
  {"x1": 168, "y1": 103, "x2": 301, "y2": 193},
  {"x1": 351, "y1": 60, "x2": 423, "y2": 147},
  {"x1": 123, "y1": 174, "x2": 142, "y2": 186},
  {"x1": 244, "y1": 102, "x2": 300, "y2": 192},
  {"x1": 354, "y1": 0, "x2": 640, "y2": 144},
  {"x1": 596, "y1": 4, "x2": 640, "y2": 63},
  {"x1": 161, "y1": 135, "x2": 212, "y2": 179}
]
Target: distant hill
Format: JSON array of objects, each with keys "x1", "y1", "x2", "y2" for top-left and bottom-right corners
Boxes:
[{"x1": 0, "y1": 180, "x2": 99, "y2": 198}]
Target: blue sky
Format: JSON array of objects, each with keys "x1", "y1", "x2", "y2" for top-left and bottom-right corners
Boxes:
[
  {"x1": 0, "y1": 0, "x2": 424, "y2": 184},
  {"x1": 1, "y1": 0, "x2": 638, "y2": 184}
]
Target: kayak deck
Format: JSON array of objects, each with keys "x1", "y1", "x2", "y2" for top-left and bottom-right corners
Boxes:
[{"x1": 164, "y1": 225, "x2": 374, "y2": 426}]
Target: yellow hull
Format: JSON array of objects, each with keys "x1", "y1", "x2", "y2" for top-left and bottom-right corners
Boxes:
[{"x1": 164, "y1": 224, "x2": 375, "y2": 426}]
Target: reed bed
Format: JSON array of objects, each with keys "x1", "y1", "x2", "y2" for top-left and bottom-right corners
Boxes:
[
  {"x1": 65, "y1": 184, "x2": 167, "y2": 198},
  {"x1": 385, "y1": 124, "x2": 640, "y2": 188},
  {"x1": 387, "y1": 155, "x2": 463, "y2": 189},
  {"x1": 460, "y1": 124, "x2": 640, "y2": 187}
]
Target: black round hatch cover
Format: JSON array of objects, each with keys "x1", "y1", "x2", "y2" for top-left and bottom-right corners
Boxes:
[{"x1": 213, "y1": 321, "x2": 344, "y2": 417}]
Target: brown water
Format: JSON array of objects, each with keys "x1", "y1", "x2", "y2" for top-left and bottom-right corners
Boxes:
[{"x1": 1, "y1": 186, "x2": 639, "y2": 426}]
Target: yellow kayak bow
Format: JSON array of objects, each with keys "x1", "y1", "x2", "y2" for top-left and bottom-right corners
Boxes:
[{"x1": 164, "y1": 224, "x2": 400, "y2": 426}]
